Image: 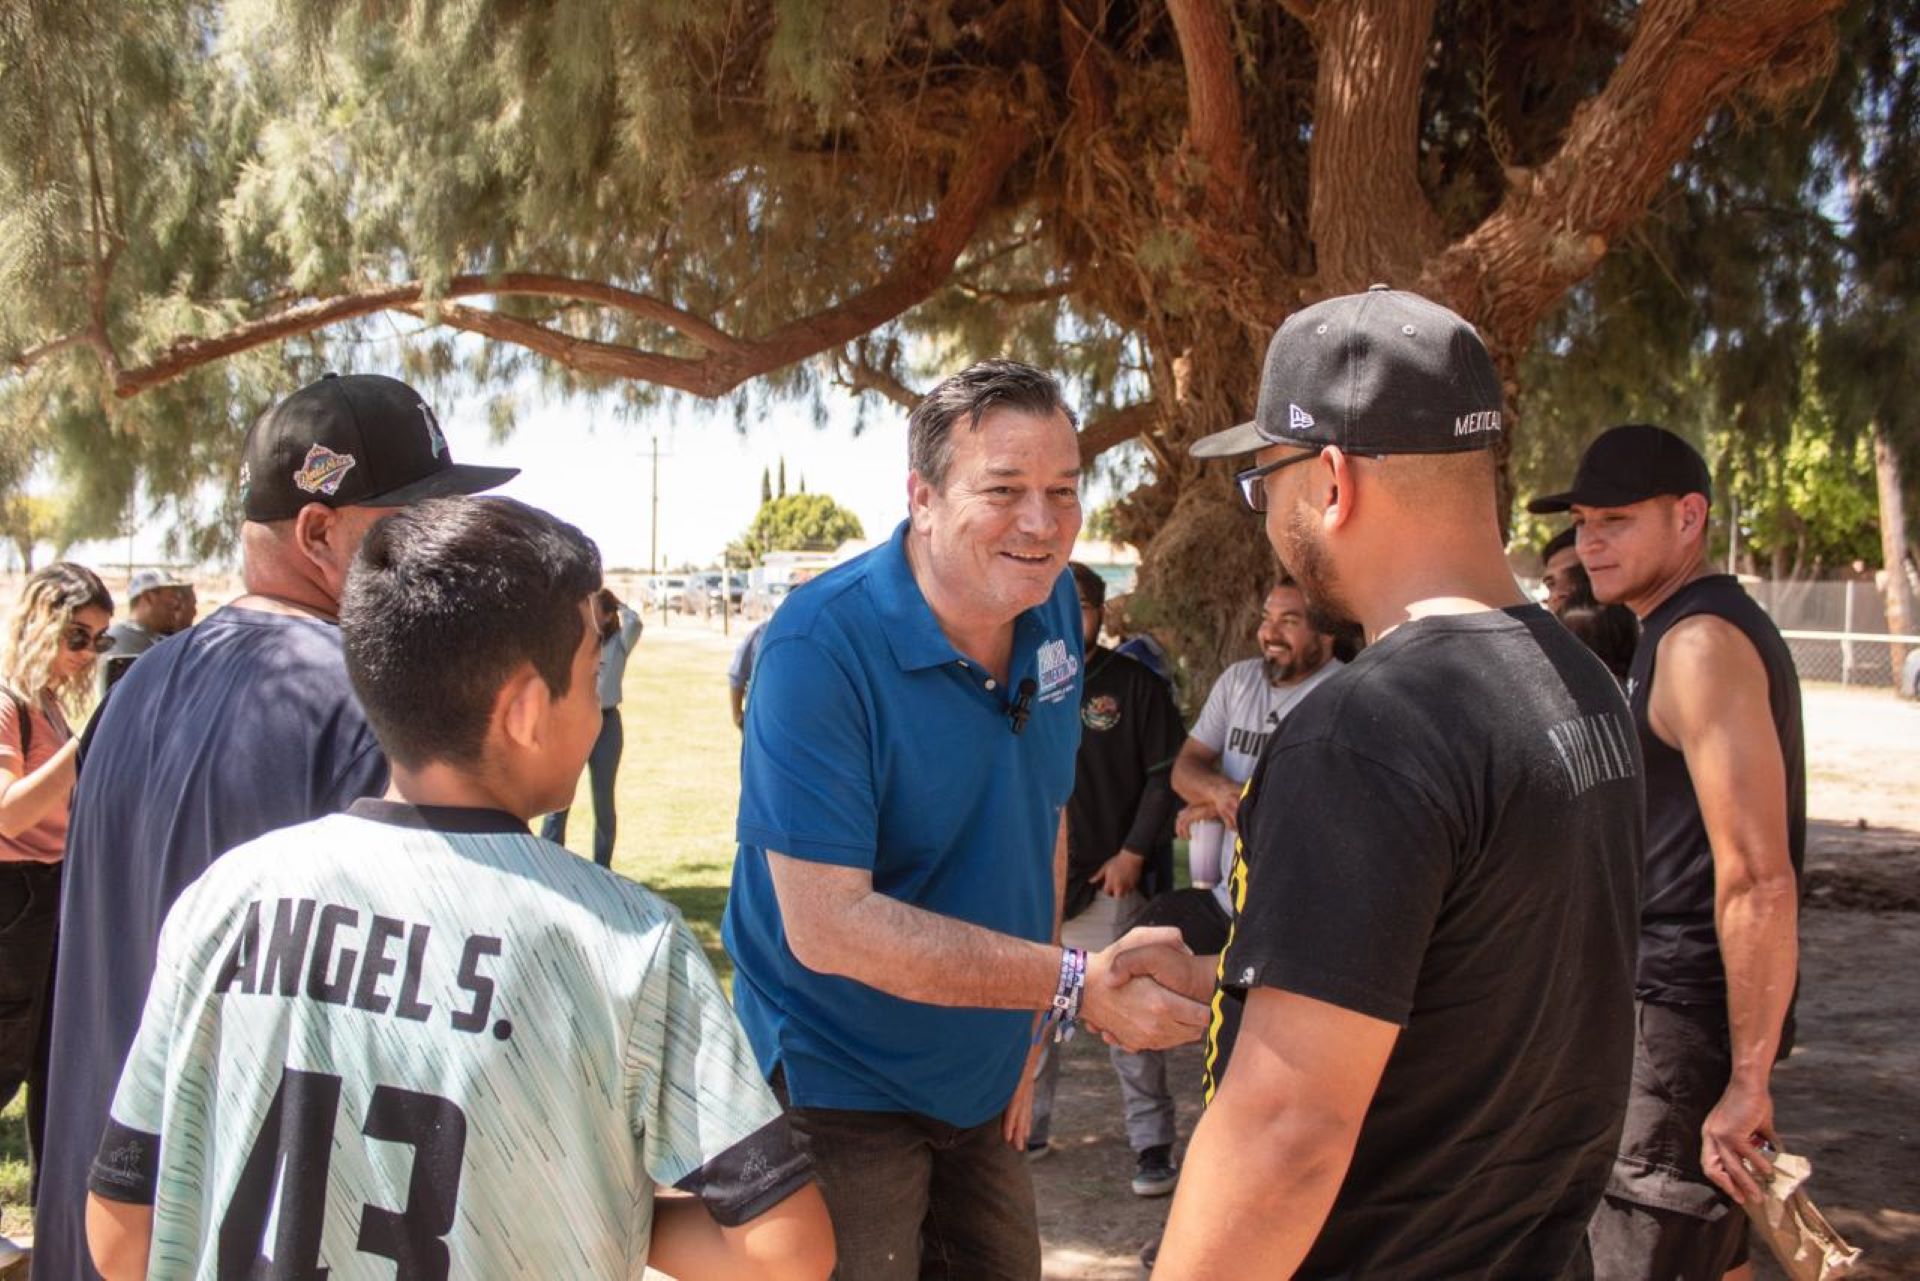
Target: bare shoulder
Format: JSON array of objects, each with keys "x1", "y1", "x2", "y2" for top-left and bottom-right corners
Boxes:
[
  {"x1": 1649, "y1": 613, "x2": 1770, "y2": 746},
  {"x1": 1655, "y1": 613, "x2": 1766, "y2": 690}
]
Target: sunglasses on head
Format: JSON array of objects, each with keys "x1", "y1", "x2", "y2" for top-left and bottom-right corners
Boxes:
[{"x1": 63, "y1": 626, "x2": 113, "y2": 654}]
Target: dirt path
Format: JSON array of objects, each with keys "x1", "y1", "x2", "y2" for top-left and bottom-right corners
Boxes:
[{"x1": 1034, "y1": 686, "x2": 1920, "y2": 1278}]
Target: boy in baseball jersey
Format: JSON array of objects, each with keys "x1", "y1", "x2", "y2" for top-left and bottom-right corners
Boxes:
[{"x1": 85, "y1": 497, "x2": 831, "y2": 1280}]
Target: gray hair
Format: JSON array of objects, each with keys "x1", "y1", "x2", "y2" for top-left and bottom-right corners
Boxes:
[{"x1": 907, "y1": 360, "x2": 1078, "y2": 490}]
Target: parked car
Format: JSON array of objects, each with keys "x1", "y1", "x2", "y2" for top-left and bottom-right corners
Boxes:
[{"x1": 652, "y1": 576, "x2": 689, "y2": 611}]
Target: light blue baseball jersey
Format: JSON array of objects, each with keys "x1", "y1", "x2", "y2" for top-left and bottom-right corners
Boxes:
[{"x1": 90, "y1": 799, "x2": 810, "y2": 1279}]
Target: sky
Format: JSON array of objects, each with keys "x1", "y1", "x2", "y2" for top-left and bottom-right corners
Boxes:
[
  {"x1": 67, "y1": 379, "x2": 923, "y2": 573},
  {"x1": 421, "y1": 389, "x2": 914, "y2": 572}
]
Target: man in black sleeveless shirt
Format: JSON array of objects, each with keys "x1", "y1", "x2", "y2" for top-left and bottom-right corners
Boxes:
[
  {"x1": 1534, "y1": 424, "x2": 1805, "y2": 1280},
  {"x1": 1148, "y1": 288, "x2": 1643, "y2": 1278}
]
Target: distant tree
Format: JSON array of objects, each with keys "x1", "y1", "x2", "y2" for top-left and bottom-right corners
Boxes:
[
  {"x1": 1087, "y1": 500, "x2": 1129, "y2": 544},
  {"x1": 0, "y1": 494, "x2": 66, "y2": 571},
  {"x1": 761, "y1": 465, "x2": 773, "y2": 506},
  {"x1": 777, "y1": 457, "x2": 788, "y2": 500},
  {"x1": 739, "y1": 493, "x2": 864, "y2": 559}
]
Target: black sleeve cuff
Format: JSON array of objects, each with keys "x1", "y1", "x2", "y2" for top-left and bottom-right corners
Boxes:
[
  {"x1": 672, "y1": 1114, "x2": 815, "y2": 1228},
  {"x1": 1123, "y1": 772, "x2": 1179, "y2": 855},
  {"x1": 89, "y1": 1118, "x2": 160, "y2": 1205}
]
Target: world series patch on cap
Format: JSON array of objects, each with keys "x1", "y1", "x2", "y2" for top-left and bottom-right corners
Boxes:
[
  {"x1": 1192, "y1": 285, "x2": 1505, "y2": 459},
  {"x1": 240, "y1": 373, "x2": 519, "y2": 521}
]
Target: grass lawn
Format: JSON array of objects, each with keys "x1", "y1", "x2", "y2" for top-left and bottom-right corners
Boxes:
[{"x1": 560, "y1": 620, "x2": 749, "y2": 987}]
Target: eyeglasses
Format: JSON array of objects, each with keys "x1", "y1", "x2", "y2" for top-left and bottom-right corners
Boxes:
[
  {"x1": 63, "y1": 626, "x2": 113, "y2": 654},
  {"x1": 1235, "y1": 451, "x2": 1319, "y2": 512},
  {"x1": 1234, "y1": 449, "x2": 1383, "y2": 512}
]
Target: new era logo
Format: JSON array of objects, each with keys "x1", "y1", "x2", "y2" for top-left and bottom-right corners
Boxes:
[{"x1": 1288, "y1": 403, "x2": 1315, "y2": 433}]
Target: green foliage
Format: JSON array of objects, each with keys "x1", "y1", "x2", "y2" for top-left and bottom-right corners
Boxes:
[
  {"x1": 1083, "y1": 499, "x2": 1120, "y2": 544},
  {"x1": 1517, "y1": 0, "x2": 1918, "y2": 569},
  {"x1": 735, "y1": 492, "x2": 863, "y2": 560},
  {"x1": 0, "y1": 0, "x2": 1894, "y2": 593},
  {"x1": 1716, "y1": 371, "x2": 1882, "y2": 575}
]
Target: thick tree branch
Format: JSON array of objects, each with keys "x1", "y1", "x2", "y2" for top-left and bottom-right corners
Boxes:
[
  {"x1": 1078, "y1": 401, "x2": 1159, "y2": 463},
  {"x1": 1166, "y1": 0, "x2": 1252, "y2": 216},
  {"x1": 832, "y1": 355, "x2": 922, "y2": 411},
  {"x1": 43, "y1": 120, "x2": 1029, "y2": 402},
  {"x1": 1304, "y1": 0, "x2": 1446, "y2": 292},
  {"x1": 1424, "y1": 0, "x2": 1846, "y2": 351}
]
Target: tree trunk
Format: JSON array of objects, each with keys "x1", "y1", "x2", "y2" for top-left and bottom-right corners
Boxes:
[
  {"x1": 1874, "y1": 420, "x2": 1916, "y2": 681},
  {"x1": 1113, "y1": 322, "x2": 1276, "y2": 710}
]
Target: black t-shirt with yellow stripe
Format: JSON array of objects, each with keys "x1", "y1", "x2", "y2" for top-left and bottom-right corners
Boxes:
[{"x1": 1203, "y1": 605, "x2": 1643, "y2": 1278}]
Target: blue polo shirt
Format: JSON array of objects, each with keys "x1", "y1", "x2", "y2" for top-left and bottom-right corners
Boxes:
[{"x1": 724, "y1": 520, "x2": 1083, "y2": 1127}]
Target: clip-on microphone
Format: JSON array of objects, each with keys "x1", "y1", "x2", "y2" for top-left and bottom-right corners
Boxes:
[{"x1": 1008, "y1": 678, "x2": 1038, "y2": 735}]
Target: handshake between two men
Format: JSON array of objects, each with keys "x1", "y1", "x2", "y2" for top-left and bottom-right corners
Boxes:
[{"x1": 1073, "y1": 926, "x2": 1216, "y2": 1052}]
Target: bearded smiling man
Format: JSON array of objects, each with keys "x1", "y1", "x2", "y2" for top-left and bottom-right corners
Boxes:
[
  {"x1": 1171, "y1": 578, "x2": 1340, "y2": 902},
  {"x1": 1149, "y1": 288, "x2": 1645, "y2": 1279},
  {"x1": 722, "y1": 359, "x2": 1207, "y2": 1280}
]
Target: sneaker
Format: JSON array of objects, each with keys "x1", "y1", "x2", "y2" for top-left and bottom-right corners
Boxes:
[
  {"x1": 1139, "y1": 1235, "x2": 1160, "y2": 1269},
  {"x1": 1131, "y1": 1144, "x2": 1179, "y2": 1197},
  {"x1": 1023, "y1": 1137, "x2": 1054, "y2": 1162}
]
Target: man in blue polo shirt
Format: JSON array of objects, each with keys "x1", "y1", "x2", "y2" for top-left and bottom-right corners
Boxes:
[{"x1": 724, "y1": 359, "x2": 1208, "y2": 1279}]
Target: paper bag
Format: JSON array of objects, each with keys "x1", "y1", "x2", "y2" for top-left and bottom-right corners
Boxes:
[{"x1": 1742, "y1": 1149, "x2": 1863, "y2": 1281}]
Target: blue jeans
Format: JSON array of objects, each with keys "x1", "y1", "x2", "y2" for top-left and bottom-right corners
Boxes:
[{"x1": 540, "y1": 708, "x2": 623, "y2": 866}]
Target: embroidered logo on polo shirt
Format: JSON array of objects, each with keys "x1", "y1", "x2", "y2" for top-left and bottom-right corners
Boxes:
[
  {"x1": 1036, "y1": 638, "x2": 1079, "y2": 703},
  {"x1": 293, "y1": 443, "x2": 357, "y2": 496},
  {"x1": 1081, "y1": 694, "x2": 1121, "y2": 732}
]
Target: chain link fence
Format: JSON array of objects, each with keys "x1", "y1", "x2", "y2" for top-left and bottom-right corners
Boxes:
[{"x1": 1746, "y1": 579, "x2": 1917, "y2": 692}]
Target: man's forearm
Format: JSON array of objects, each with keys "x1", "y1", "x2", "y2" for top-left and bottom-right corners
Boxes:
[
  {"x1": 1717, "y1": 871, "x2": 1799, "y2": 1082},
  {"x1": 1155, "y1": 1081, "x2": 1353, "y2": 1278},
  {"x1": 800, "y1": 887, "x2": 1059, "y2": 1009},
  {"x1": 1169, "y1": 755, "x2": 1214, "y2": 806}
]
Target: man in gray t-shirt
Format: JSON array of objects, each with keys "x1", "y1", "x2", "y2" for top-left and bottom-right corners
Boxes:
[{"x1": 1173, "y1": 580, "x2": 1339, "y2": 909}]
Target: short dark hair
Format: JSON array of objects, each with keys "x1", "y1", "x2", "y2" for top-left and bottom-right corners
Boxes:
[
  {"x1": 342, "y1": 496, "x2": 602, "y2": 769},
  {"x1": 1541, "y1": 526, "x2": 1577, "y2": 562},
  {"x1": 1068, "y1": 561, "x2": 1107, "y2": 612},
  {"x1": 907, "y1": 359, "x2": 1078, "y2": 489}
]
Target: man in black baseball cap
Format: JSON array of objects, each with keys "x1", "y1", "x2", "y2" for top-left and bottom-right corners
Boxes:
[
  {"x1": 34, "y1": 373, "x2": 516, "y2": 1281},
  {"x1": 1537, "y1": 425, "x2": 1804, "y2": 1281},
  {"x1": 1153, "y1": 288, "x2": 1642, "y2": 1279},
  {"x1": 240, "y1": 372, "x2": 518, "y2": 521}
]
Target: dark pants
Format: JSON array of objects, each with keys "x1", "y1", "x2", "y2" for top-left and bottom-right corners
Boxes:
[
  {"x1": 0, "y1": 860, "x2": 61, "y2": 1199},
  {"x1": 1589, "y1": 999, "x2": 1749, "y2": 1279},
  {"x1": 540, "y1": 708, "x2": 623, "y2": 867},
  {"x1": 774, "y1": 1076, "x2": 1040, "y2": 1280}
]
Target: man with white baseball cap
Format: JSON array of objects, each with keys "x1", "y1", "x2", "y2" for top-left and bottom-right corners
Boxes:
[
  {"x1": 95, "y1": 570, "x2": 196, "y2": 697},
  {"x1": 1150, "y1": 288, "x2": 1643, "y2": 1278}
]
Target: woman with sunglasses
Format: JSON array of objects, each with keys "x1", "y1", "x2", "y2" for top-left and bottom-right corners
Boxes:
[{"x1": 0, "y1": 561, "x2": 113, "y2": 1240}]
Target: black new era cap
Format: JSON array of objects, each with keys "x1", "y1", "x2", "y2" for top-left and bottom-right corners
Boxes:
[
  {"x1": 1527, "y1": 424, "x2": 1712, "y2": 514},
  {"x1": 1191, "y1": 286, "x2": 1505, "y2": 459},
  {"x1": 241, "y1": 374, "x2": 518, "y2": 521}
]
